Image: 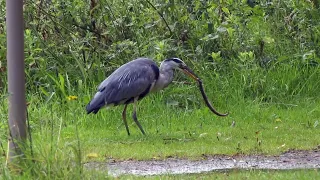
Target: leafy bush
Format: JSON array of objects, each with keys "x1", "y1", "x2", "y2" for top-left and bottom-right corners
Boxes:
[{"x1": 0, "y1": 0, "x2": 319, "y2": 102}]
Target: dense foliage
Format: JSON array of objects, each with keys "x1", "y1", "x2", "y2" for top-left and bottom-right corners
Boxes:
[{"x1": 1, "y1": 0, "x2": 319, "y2": 102}]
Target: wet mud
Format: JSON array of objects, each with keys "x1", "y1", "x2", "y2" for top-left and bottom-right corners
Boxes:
[{"x1": 84, "y1": 148, "x2": 320, "y2": 176}]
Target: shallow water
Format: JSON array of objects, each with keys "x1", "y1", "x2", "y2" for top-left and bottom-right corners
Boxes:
[{"x1": 84, "y1": 148, "x2": 320, "y2": 177}]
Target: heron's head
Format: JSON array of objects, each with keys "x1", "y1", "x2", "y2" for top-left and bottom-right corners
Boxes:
[{"x1": 163, "y1": 58, "x2": 199, "y2": 81}]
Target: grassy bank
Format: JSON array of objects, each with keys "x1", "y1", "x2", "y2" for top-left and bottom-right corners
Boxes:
[{"x1": 1, "y1": 63, "x2": 319, "y2": 179}]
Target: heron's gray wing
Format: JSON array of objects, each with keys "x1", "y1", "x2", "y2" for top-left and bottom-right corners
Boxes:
[{"x1": 86, "y1": 59, "x2": 159, "y2": 114}]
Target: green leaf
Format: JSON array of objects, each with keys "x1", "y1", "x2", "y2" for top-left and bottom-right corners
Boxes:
[
  {"x1": 263, "y1": 37, "x2": 275, "y2": 44},
  {"x1": 222, "y1": 7, "x2": 230, "y2": 15},
  {"x1": 59, "y1": 73, "x2": 66, "y2": 95}
]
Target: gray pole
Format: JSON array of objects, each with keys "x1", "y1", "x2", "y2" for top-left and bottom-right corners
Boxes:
[{"x1": 6, "y1": 0, "x2": 27, "y2": 164}]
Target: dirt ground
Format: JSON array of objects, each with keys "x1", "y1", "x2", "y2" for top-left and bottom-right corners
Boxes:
[{"x1": 84, "y1": 147, "x2": 320, "y2": 177}]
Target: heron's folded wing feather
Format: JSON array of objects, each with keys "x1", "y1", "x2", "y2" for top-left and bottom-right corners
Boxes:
[{"x1": 97, "y1": 60, "x2": 157, "y2": 104}]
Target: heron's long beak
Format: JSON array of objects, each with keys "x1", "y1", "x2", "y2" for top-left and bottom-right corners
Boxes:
[{"x1": 181, "y1": 65, "x2": 199, "y2": 81}]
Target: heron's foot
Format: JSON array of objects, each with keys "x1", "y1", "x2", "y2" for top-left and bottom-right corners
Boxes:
[
  {"x1": 132, "y1": 111, "x2": 146, "y2": 135},
  {"x1": 126, "y1": 128, "x2": 131, "y2": 136}
]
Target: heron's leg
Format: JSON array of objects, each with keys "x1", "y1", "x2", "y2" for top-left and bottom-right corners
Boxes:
[
  {"x1": 122, "y1": 104, "x2": 130, "y2": 136},
  {"x1": 132, "y1": 100, "x2": 146, "y2": 135}
]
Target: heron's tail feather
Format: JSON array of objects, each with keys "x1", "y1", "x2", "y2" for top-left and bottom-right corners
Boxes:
[
  {"x1": 86, "y1": 103, "x2": 101, "y2": 114},
  {"x1": 86, "y1": 91, "x2": 105, "y2": 114}
]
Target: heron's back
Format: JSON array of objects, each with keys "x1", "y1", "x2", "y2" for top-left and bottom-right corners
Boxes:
[{"x1": 86, "y1": 58, "x2": 159, "y2": 114}]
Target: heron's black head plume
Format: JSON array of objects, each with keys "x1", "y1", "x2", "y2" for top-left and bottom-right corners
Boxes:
[{"x1": 164, "y1": 57, "x2": 183, "y2": 64}]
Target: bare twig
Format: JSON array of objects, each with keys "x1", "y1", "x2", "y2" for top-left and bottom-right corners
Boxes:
[
  {"x1": 144, "y1": 0, "x2": 173, "y2": 36},
  {"x1": 0, "y1": 140, "x2": 5, "y2": 157},
  {"x1": 104, "y1": 0, "x2": 126, "y2": 39},
  {"x1": 26, "y1": 106, "x2": 34, "y2": 162}
]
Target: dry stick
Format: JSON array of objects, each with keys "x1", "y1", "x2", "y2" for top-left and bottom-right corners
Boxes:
[
  {"x1": 0, "y1": 94, "x2": 8, "y2": 157},
  {"x1": 0, "y1": 140, "x2": 5, "y2": 157},
  {"x1": 75, "y1": 123, "x2": 83, "y2": 175},
  {"x1": 197, "y1": 79, "x2": 229, "y2": 117},
  {"x1": 26, "y1": 1, "x2": 75, "y2": 35},
  {"x1": 144, "y1": 0, "x2": 173, "y2": 36},
  {"x1": 26, "y1": 108, "x2": 34, "y2": 161},
  {"x1": 103, "y1": 0, "x2": 126, "y2": 39},
  {"x1": 6, "y1": 130, "x2": 19, "y2": 165}
]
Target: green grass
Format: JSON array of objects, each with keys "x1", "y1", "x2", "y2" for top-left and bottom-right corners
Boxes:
[
  {"x1": 1, "y1": 66, "x2": 320, "y2": 179},
  {"x1": 54, "y1": 95, "x2": 320, "y2": 161}
]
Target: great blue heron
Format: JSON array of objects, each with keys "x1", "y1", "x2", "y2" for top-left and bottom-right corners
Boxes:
[{"x1": 86, "y1": 57, "x2": 227, "y2": 135}]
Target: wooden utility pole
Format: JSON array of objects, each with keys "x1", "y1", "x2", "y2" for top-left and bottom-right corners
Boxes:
[{"x1": 6, "y1": 0, "x2": 27, "y2": 164}]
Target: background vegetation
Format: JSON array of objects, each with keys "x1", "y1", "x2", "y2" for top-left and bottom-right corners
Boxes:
[{"x1": 0, "y1": 0, "x2": 319, "y2": 178}]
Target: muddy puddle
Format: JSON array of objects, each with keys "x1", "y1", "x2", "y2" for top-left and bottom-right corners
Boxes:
[{"x1": 84, "y1": 148, "x2": 320, "y2": 177}]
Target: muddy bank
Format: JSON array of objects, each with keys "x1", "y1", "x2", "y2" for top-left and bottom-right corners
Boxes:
[{"x1": 84, "y1": 148, "x2": 320, "y2": 177}]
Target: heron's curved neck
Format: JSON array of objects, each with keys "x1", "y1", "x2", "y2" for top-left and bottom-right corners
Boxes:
[{"x1": 152, "y1": 63, "x2": 174, "y2": 92}]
